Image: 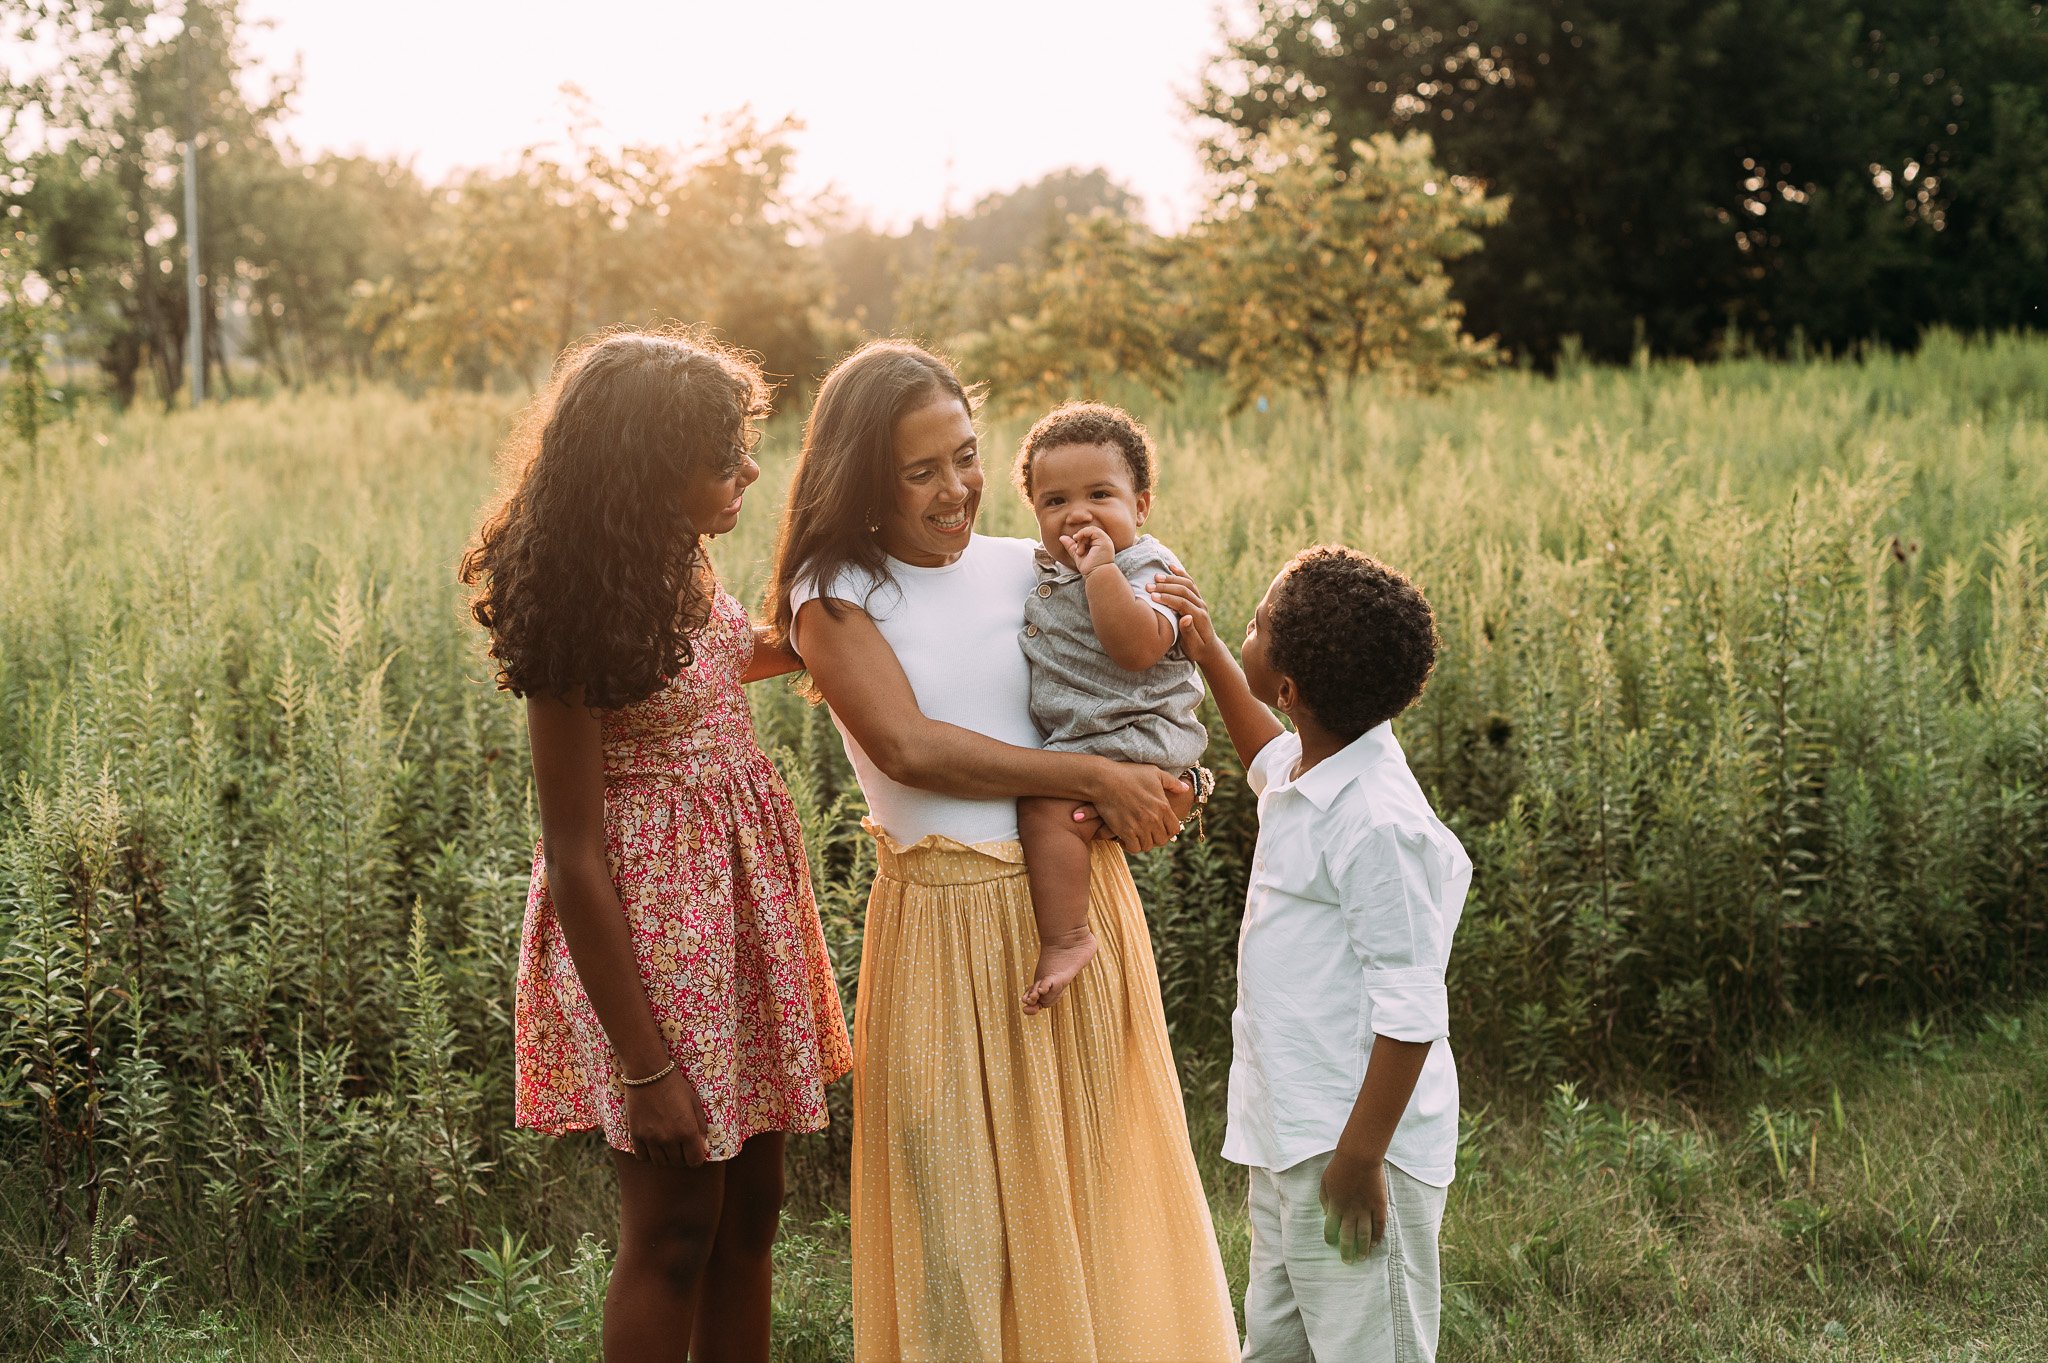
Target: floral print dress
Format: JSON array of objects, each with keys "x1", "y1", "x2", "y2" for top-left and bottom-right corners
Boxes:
[{"x1": 513, "y1": 589, "x2": 852, "y2": 1159}]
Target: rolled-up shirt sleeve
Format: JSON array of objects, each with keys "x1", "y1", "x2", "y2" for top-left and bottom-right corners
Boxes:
[{"x1": 1333, "y1": 823, "x2": 1452, "y2": 1044}]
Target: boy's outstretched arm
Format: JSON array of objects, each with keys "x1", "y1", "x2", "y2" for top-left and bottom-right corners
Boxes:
[{"x1": 1149, "y1": 567, "x2": 1285, "y2": 767}]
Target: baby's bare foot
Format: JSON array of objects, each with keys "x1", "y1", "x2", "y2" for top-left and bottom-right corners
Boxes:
[{"x1": 1024, "y1": 928, "x2": 1098, "y2": 1014}]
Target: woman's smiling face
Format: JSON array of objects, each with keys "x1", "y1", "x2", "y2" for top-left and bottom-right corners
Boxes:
[{"x1": 880, "y1": 396, "x2": 982, "y2": 567}]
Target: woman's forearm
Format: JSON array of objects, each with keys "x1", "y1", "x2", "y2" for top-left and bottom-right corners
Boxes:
[
  {"x1": 795, "y1": 598, "x2": 1185, "y2": 848},
  {"x1": 876, "y1": 714, "x2": 1109, "y2": 803}
]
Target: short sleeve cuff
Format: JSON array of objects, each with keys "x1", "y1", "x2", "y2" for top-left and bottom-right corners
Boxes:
[{"x1": 1364, "y1": 968, "x2": 1449, "y2": 1043}]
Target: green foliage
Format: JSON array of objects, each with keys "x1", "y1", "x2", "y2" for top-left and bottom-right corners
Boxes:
[
  {"x1": 444, "y1": 1226, "x2": 607, "y2": 1358},
  {"x1": 952, "y1": 210, "x2": 1185, "y2": 413},
  {"x1": 4, "y1": 0, "x2": 297, "y2": 405},
  {"x1": 357, "y1": 112, "x2": 842, "y2": 390},
  {"x1": 830, "y1": 168, "x2": 1143, "y2": 338},
  {"x1": 28, "y1": 1204, "x2": 232, "y2": 1361},
  {"x1": 1182, "y1": 120, "x2": 1506, "y2": 409},
  {"x1": 0, "y1": 341, "x2": 2043, "y2": 1354},
  {"x1": 771, "y1": 1211, "x2": 856, "y2": 1363},
  {"x1": 1, "y1": 220, "x2": 60, "y2": 453},
  {"x1": 1197, "y1": 0, "x2": 2048, "y2": 363},
  {"x1": 913, "y1": 124, "x2": 1504, "y2": 415}
]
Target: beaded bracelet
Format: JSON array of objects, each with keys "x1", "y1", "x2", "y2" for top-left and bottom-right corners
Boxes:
[
  {"x1": 619, "y1": 1058, "x2": 677, "y2": 1088},
  {"x1": 1175, "y1": 764, "x2": 1217, "y2": 842}
]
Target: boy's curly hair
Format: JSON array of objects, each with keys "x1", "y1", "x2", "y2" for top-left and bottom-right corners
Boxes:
[
  {"x1": 1012, "y1": 401, "x2": 1157, "y2": 500},
  {"x1": 1267, "y1": 545, "x2": 1438, "y2": 738},
  {"x1": 460, "y1": 328, "x2": 771, "y2": 709}
]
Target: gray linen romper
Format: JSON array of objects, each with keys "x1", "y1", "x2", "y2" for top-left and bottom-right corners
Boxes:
[{"x1": 1020, "y1": 534, "x2": 1209, "y2": 769}]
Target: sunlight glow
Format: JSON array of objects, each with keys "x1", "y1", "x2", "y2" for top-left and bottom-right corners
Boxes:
[{"x1": 242, "y1": 0, "x2": 1229, "y2": 229}]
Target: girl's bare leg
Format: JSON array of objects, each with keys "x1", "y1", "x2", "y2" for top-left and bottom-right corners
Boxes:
[
  {"x1": 1019, "y1": 795, "x2": 1100, "y2": 1013},
  {"x1": 607, "y1": 1146, "x2": 725, "y2": 1362},
  {"x1": 691, "y1": 1132, "x2": 785, "y2": 1363}
]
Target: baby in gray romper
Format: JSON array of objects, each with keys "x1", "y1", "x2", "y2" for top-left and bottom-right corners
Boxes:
[{"x1": 1012, "y1": 402, "x2": 1208, "y2": 1013}]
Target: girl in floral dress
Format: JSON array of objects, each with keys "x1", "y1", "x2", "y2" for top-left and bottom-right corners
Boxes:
[{"x1": 461, "y1": 331, "x2": 851, "y2": 1363}]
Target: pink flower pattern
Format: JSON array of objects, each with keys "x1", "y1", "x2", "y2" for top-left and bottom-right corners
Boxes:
[{"x1": 513, "y1": 588, "x2": 852, "y2": 1159}]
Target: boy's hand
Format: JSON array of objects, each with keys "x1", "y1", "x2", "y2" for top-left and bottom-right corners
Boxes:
[
  {"x1": 1061, "y1": 527, "x2": 1117, "y2": 576},
  {"x1": 1147, "y1": 567, "x2": 1226, "y2": 665},
  {"x1": 1319, "y1": 1145, "x2": 1389, "y2": 1263}
]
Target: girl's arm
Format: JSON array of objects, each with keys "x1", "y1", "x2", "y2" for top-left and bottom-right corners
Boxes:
[
  {"x1": 744, "y1": 624, "x2": 803, "y2": 683},
  {"x1": 794, "y1": 599, "x2": 1189, "y2": 851},
  {"x1": 1066, "y1": 528, "x2": 1176, "y2": 672},
  {"x1": 1149, "y1": 568, "x2": 1286, "y2": 768},
  {"x1": 526, "y1": 692, "x2": 710, "y2": 1167}
]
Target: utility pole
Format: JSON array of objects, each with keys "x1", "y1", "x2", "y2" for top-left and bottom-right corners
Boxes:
[{"x1": 183, "y1": 6, "x2": 203, "y2": 406}]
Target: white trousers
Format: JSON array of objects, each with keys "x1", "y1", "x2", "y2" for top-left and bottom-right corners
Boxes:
[{"x1": 1242, "y1": 1153, "x2": 1447, "y2": 1363}]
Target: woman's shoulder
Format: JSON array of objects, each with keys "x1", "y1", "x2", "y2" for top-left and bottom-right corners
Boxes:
[
  {"x1": 789, "y1": 556, "x2": 884, "y2": 612},
  {"x1": 970, "y1": 533, "x2": 1038, "y2": 557},
  {"x1": 967, "y1": 534, "x2": 1041, "y2": 578}
]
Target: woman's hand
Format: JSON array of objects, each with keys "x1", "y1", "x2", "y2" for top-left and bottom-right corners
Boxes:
[
  {"x1": 624, "y1": 1068, "x2": 712, "y2": 1168},
  {"x1": 1087, "y1": 759, "x2": 1187, "y2": 853},
  {"x1": 1148, "y1": 567, "x2": 1228, "y2": 667}
]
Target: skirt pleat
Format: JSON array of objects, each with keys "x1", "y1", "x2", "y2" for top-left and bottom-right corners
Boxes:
[{"x1": 851, "y1": 827, "x2": 1240, "y2": 1362}]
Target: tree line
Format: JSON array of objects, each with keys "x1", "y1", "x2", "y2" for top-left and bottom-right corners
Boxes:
[
  {"x1": 3, "y1": 0, "x2": 2043, "y2": 421},
  {"x1": 1198, "y1": 0, "x2": 2048, "y2": 364}
]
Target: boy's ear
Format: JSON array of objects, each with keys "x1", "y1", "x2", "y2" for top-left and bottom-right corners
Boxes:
[{"x1": 1274, "y1": 674, "x2": 1301, "y2": 718}]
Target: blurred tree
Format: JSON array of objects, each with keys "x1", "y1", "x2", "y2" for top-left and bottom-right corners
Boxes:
[
  {"x1": 953, "y1": 209, "x2": 1185, "y2": 412},
  {"x1": 1183, "y1": 120, "x2": 1504, "y2": 410},
  {"x1": 1, "y1": 219, "x2": 61, "y2": 449},
  {"x1": 827, "y1": 168, "x2": 1143, "y2": 340},
  {"x1": 362, "y1": 113, "x2": 838, "y2": 395},
  {"x1": 3, "y1": 0, "x2": 296, "y2": 404},
  {"x1": 1196, "y1": 0, "x2": 2048, "y2": 362},
  {"x1": 234, "y1": 155, "x2": 430, "y2": 385}
]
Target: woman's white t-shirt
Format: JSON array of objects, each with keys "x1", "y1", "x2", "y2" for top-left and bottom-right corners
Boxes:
[{"x1": 788, "y1": 534, "x2": 1042, "y2": 845}]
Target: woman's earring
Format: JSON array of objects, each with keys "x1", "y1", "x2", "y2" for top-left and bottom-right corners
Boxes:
[{"x1": 865, "y1": 510, "x2": 881, "y2": 533}]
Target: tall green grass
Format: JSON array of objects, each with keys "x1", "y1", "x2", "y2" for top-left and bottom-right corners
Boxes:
[{"x1": 1, "y1": 332, "x2": 2043, "y2": 1356}]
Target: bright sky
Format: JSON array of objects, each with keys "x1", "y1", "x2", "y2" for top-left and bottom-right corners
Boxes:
[{"x1": 240, "y1": 0, "x2": 1237, "y2": 231}]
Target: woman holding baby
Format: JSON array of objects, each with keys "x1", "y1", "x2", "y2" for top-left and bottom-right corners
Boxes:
[{"x1": 764, "y1": 341, "x2": 1239, "y2": 1361}]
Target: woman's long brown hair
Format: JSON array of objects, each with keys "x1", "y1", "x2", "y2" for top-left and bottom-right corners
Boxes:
[
  {"x1": 763, "y1": 340, "x2": 976, "y2": 653},
  {"x1": 461, "y1": 328, "x2": 770, "y2": 708}
]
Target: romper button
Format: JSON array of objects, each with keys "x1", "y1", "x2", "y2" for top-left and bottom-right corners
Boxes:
[
  {"x1": 1036, "y1": 583, "x2": 1053, "y2": 597},
  {"x1": 1024, "y1": 624, "x2": 1040, "y2": 638}
]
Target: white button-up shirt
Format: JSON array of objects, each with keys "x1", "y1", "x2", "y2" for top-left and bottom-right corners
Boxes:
[{"x1": 1222, "y1": 723, "x2": 1471, "y2": 1185}]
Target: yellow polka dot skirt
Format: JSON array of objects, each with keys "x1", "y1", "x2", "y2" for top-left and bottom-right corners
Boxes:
[{"x1": 850, "y1": 825, "x2": 1241, "y2": 1362}]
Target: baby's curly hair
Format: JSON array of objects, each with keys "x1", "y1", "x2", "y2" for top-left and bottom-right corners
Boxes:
[
  {"x1": 460, "y1": 328, "x2": 771, "y2": 709},
  {"x1": 1267, "y1": 545, "x2": 1439, "y2": 738},
  {"x1": 1013, "y1": 401, "x2": 1157, "y2": 500}
]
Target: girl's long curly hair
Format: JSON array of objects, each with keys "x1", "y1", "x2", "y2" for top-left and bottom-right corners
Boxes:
[{"x1": 460, "y1": 329, "x2": 771, "y2": 708}]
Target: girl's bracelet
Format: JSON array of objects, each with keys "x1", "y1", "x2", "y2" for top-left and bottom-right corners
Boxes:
[{"x1": 619, "y1": 1057, "x2": 677, "y2": 1088}]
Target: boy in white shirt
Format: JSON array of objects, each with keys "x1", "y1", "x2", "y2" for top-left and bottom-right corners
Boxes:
[{"x1": 1152, "y1": 545, "x2": 1471, "y2": 1363}]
